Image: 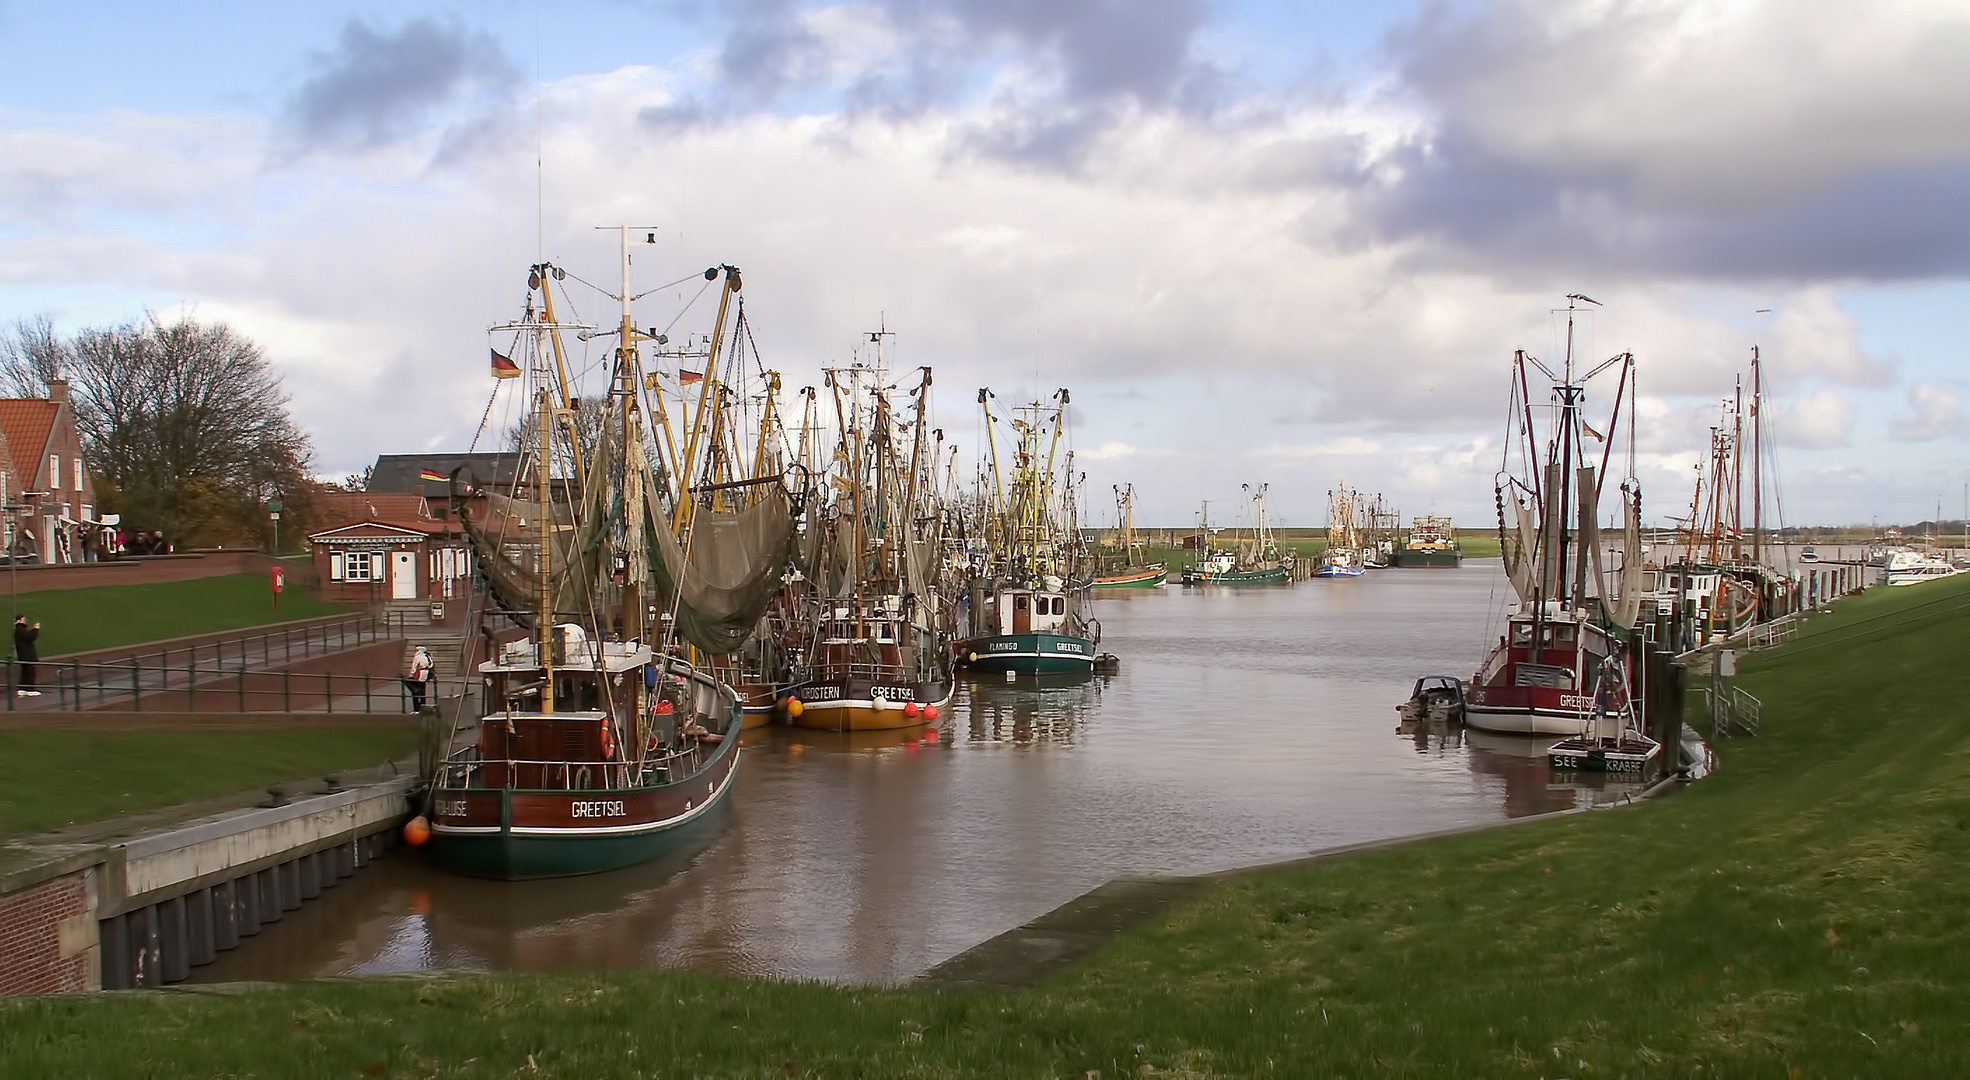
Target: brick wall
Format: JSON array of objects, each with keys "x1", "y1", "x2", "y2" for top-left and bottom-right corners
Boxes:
[{"x1": 0, "y1": 869, "x2": 98, "y2": 994}]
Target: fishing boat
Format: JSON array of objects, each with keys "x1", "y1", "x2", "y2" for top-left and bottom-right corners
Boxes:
[
  {"x1": 1312, "y1": 484, "x2": 1367, "y2": 578},
  {"x1": 1639, "y1": 348, "x2": 1800, "y2": 650},
  {"x1": 1465, "y1": 296, "x2": 1655, "y2": 749},
  {"x1": 427, "y1": 237, "x2": 790, "y2": 879},
  {"x1": 1546, "y1": 658, "x2": 1660, "y2": 772},
  {"x1": 1179, "y1": 484, "x2": 1292, "y2": 585},
  {"x1": 958, "y1": 389, "x2": 1099, "y2": 674},
  {"x1": 783, "y1": 343, "x2": 957, "y2": 729},
  {"x1": 1392, "y1": 515, "x2": 1462, "y2": 567},
  {"x1": 1093, "y1": 485, "x2": 1167, "y2": 588}
]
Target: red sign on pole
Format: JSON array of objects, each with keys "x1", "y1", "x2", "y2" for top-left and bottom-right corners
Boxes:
[{"x1": 271, "y1": 566, "x2": 285, "y2": 593}]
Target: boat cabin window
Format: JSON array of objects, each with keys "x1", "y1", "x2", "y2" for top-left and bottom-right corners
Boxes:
[
  {"x1": 1542, "y1": 625, "x2": 1575, "y2": 646},
  {"x1": 1510, "y1": 623, "x2": 1533, "y2": 646},
  {"x1": 1642, "y1": 571, "x2": 1659, "y2": 591},
  {"x1": 1514, "y1": 664, "x2": 1572, "y2": 688},
  {"x1": 1015, "y1": 596, "x2": 1028, "y2": 612}
]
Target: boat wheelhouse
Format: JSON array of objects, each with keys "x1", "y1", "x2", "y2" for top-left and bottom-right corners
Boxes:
[
  {"x1": 962, "y1": 581, "x2": 1096, "y2": 673},
  {"x1": 1465, "y1": 603, "x2": 1627, "y2": 736}
]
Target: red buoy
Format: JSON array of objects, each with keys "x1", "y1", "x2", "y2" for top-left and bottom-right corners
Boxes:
[
  {"x1": 924, "y1": 704, "x2": 940, "y2": 722},
  {"x1": 904, "y1": 701, "x2": 920, "y2": 718},
  {"x1": 403, "y1": 816, "x2": 431, "y2": 846}
]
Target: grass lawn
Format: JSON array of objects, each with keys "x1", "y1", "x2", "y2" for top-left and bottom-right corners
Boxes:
[
  {"x1": 0, "y1": 728, "x2": 419, "y2": 838},
  {"x1": 5, "y1": 578, "x2": 1968, "y2": 1076},
  {"x1": 6, "y1": 573, "x2": 349, "y2": 656}
]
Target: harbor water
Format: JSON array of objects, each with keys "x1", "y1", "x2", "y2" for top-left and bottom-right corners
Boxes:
[{"x1": 190, "y1": 560, "x2": 1648, "y2": 987}]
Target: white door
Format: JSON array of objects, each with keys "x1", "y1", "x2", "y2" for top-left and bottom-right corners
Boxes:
[{"x1": 391, "y1": 550, "x2": 417, "y2": 599}]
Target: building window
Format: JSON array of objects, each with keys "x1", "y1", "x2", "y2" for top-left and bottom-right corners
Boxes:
[
  {"x1": 73, "y1": 457, "x2": 82, "y2": 491},
  {"x1": 343, "y1": 550, "x2": 374, "y2": 582},
  {"x1": 330, "y1": 551, "x2": 343, "y2": 580},
  {"x1": 81, "y1": 504, "x2": 92, "y2": 522},
  {"x1": 48, "y1": 456, "x2": 59, "y2": 491}
]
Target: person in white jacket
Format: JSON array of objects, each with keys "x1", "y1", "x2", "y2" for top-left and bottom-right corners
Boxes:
[{"x1": 405, "y1": 646, "x2": 433, "y2": 712}]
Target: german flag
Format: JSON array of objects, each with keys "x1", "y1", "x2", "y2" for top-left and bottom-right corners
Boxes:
[
  {"x1": 678, "y1": 368, "x2": 703, "y2": 384},
  {"x1": 420, "y1": 468, "x2": 447, "y2": 484},
  {"x1": 490, "y1": 348, "x2": 520, "y2": 379}
]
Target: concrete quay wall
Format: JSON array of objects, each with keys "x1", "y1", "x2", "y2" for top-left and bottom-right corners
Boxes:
[{"x1": 0, "y1": 775, "x2": 416, "y2": 994}]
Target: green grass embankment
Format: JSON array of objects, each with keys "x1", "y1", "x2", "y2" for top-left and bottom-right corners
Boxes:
[
  {"x1": 0, "y1": 728, "x2": 419, "y2": 838},
  {"x1": 6, "y1": 573, "x2": 349, "y2": 656},
  {"x1": 6, "y1": 578, "x2": 1969, "y2": 1076}
]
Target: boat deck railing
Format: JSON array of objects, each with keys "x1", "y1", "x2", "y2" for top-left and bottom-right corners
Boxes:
[{"x1": 438, "y1": 744, "x2": 708, "y2": 791}]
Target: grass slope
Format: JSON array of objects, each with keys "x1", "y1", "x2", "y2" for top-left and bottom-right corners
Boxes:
[
  {"x1": 5, "y1": 579, "x2": 1968, "y2": 1076},
  {"x1": 0, "y1": 728, "x2": 419, "y2": 838},
  {"x1": 6, "y1": 573, "x2": 348, "y2": 656}
]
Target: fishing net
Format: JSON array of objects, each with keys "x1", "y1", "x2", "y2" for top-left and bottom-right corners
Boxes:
[{"x1": 648, "y1": 489, "x2": 796, "y2": 654}]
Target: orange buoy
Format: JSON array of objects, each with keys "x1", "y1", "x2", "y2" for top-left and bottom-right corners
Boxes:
[
  {"x1": 600, "y1": 722, "x2": 616, "y2": 759},
  {"x1": 403, "y1": 815, "x2": 431, "y2": 846},
  {"x1": 924, "y1": 704, "x2": 939, "y2": 722},
  {"x1": 786, "y1": 697, "x2": 805, "y2": 718},
  {"x1": 904, "y1": 701, "x2": 920, "y2": 718}
]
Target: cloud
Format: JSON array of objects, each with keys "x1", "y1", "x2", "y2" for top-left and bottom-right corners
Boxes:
[
  {"x1": 1349, "y1": 0, "x2": 1970, "y2": 280},
  {"x1": 1771, "y1": 388, "x2": 1855, "y2": 450},
  {"x1": 1890, "y1": 381, "x2": 1964, "y2": 442},
  {"x1": 275, "y1": 17, "x2": 519, "y2": 159},
  {"x1": 1081, "y1": 440, "x2": 1135, "y2": 459},
  {"x1": 1766, "y1": 288, "x2": 1894, "y2": 388}
]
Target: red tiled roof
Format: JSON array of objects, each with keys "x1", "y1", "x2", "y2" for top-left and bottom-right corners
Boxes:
[
  {"x1": 308, "y1": 490, "x2": 463, "y2": 538},
  {"x1": 0, "y1": 399, "x2": 57, "y2": 483}
]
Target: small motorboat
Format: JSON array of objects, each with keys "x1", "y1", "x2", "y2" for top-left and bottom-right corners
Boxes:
[
  {"x1": 1799, "y1": 545, "x2": 1819, "y2": 563},
  {"x1": 1396, "y1": 675, "x2": 1465, "y2": 727}
]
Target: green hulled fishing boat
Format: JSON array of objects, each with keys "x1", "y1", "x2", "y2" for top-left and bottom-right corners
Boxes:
[
  {"x1": 1179, "y1": 484, "x2": 1293, "y2": 585},
  {"x1": 1392, "y1": 515, "x2": 1463, "y2": 567},
  {"x1": 428, "y1": 240, "x2": 790, "y2": 880},
  {"x1": 957, "y1": 388, "x2": 1097, "y2": 674}
]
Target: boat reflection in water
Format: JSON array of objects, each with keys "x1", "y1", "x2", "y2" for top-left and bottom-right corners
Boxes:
[
  {"x1": 962, "y1": 671, "x2": 1102, "y2": 745},
  {"x1": 1461, "y1": 727, "x2": 1650, "y2": 817}
]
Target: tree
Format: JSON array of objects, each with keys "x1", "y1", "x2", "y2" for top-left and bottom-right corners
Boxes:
[{"x1": 0, "y1": 314, "x2": 315, "y2": 549}]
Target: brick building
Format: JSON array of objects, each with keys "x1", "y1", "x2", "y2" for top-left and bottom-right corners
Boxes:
[
  {"x1": 0, "y1": 379, "x2": 99, "y2": 563},
  {"x1": 307, "y1": 492, "x2": 473, "y2": 606}
]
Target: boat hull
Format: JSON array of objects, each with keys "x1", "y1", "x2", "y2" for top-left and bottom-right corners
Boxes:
[
  {"x1": 1463, "y1": 683, "x2": 1595, "y2": 736},
  {"x1": 1548, "y1": 736, "x2": 1661, "y2": 772},
  {"x1": 1311, "y1": 565, "x2": 1365, "y2": 578},
  {"x1": 429, "y1": 739, "x2": 742, "y2": 880},
  {"x1": 786, "y1": 677, "x2": 956, "y2": 731},
  {"x1": 1180, "y1": 565, "x2": 1290, "y2": 585},
  {"x1": 1093, "y1": 566, "x2": 1168, "y2": 589},
  {"x1": 1392, "y1": 548, "x2": 1462, "y2": 568},
  {"x1": 959, "y1": 632, "x2": 1097, "y2": 673}
]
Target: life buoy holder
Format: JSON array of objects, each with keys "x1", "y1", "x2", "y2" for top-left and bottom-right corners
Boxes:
[{"x1": 600, "y1": 722, "x2": 616, "y2": 759}]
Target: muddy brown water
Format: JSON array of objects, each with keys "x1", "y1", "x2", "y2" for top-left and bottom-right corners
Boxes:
[{"x1": 190, "y1": 560, "x2": 1648, "y2": 987}]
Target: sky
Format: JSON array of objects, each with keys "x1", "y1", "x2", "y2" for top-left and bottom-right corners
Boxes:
[{"x1": 3, "y1": 0, "x2": 1969, "y2": 531}]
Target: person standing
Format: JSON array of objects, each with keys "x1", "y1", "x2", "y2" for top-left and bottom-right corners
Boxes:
[
  {"x1": 14, "y1": 615, "x2": 40, "y2": 697},
  {"x1": 405, "y1": 645, "x2": 433, "y2": 712}
]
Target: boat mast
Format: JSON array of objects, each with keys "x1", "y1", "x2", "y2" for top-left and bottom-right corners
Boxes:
[
  {"x1": 1751, "y1": 346, "x2": 1763, "y2": 567},
  {"x1": 537, "y1": 379, "x2": 556, "y2": 714}
]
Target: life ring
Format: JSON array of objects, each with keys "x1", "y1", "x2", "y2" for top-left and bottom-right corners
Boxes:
[{"x1": 600, "y1": 722, "x2": 616, "y2": 759}]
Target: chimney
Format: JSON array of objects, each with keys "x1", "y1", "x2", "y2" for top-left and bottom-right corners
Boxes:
[{"x1": 47, "y1": 379, "x2": 69, "y2": 404}]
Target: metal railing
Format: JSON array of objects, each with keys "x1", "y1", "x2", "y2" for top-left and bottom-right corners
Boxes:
[
  {"x1": 9, "y1": 611, "x2": 426, "y2": 713},
  {"x1": 8, "y1": 658, "x2": 428, "y2": 714},
  {"x1": 1747, "y1": 615, "x2": 1799, "y2": 651},
  {"x1": 1725, "y1": 685, "x2": 1762, "y2": 736}
]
